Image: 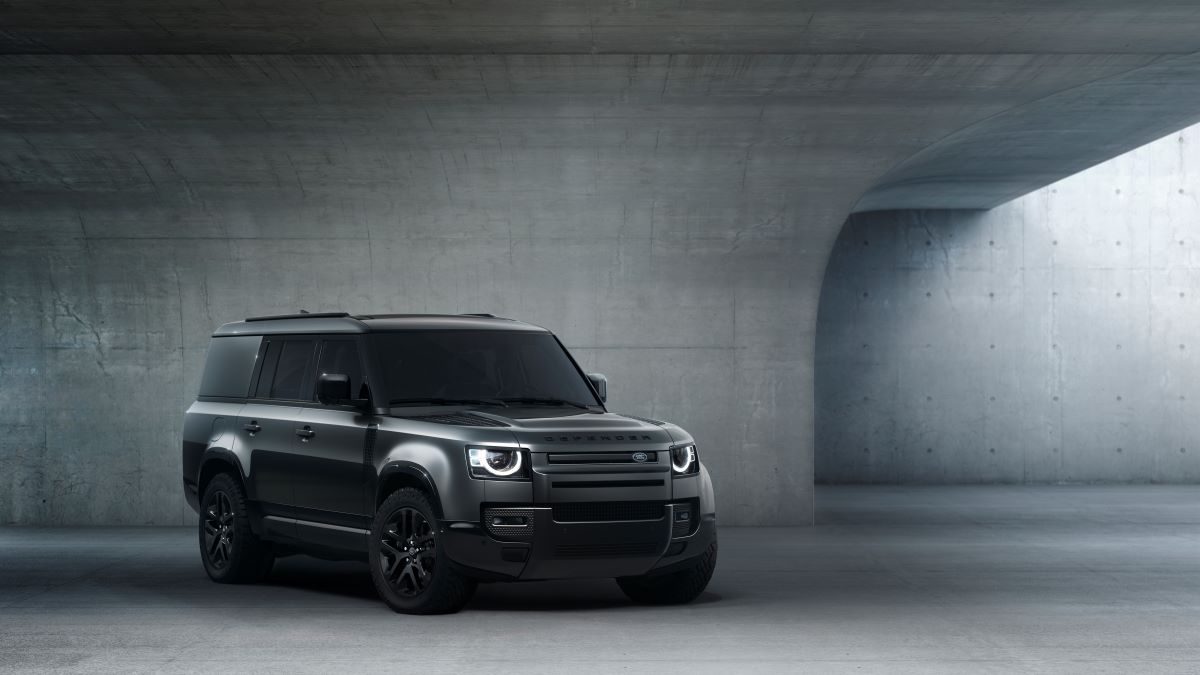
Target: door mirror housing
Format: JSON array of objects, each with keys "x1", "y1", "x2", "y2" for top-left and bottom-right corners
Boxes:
[
  {"x1": 316, "y1": 373, "x2": 362, "y2": 407},
  {"x1": 586, "y1": 373, "x2": 607, "y2": 403}
]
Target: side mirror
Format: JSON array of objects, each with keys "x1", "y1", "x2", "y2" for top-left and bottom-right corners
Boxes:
[
  {"x1": 586, "y1": 373, "x2": 607, "y2": 403},
  {"x1": 316, "y1": 373, "x2": 353, "y2": 405}
]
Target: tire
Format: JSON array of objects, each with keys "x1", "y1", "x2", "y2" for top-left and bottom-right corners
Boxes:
[
  {"x1": 198, "y1": 473, "x2": 275, "y2": 584},
  {"x1": 616, "y1": 539, "x2": 718, "y2": 605},
  {"x1": 369, "y1": 487, "x2": 476, "y2": 614}
]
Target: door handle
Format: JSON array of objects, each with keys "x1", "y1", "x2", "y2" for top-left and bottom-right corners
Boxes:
[
  {"x1": 243, "y1": 422, "x2": 261, "y2": 434},
  {"x1": 295, "y1": 426, "x2": 316, "y2": 440}
]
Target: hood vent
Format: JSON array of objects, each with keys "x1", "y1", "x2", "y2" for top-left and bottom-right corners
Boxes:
[
  {"x1": 620, "y1": 414, "x2": 666, "y2": 426},
  {"x1": 404, "y1": 412, "x2": 509, "y2": 427},
  {"x1": 540, "y1": 433, "x2": 655, "y2": 443}
]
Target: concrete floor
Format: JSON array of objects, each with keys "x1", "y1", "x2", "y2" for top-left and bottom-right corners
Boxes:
[{"x1": 2, "y1": 486, "x2": 1199, "y2": 674}]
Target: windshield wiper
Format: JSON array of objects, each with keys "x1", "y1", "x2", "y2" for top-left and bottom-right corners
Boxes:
[
  {"x1": 499, "y1": 397, "x2": 592, "y2": 410},
  {"x1": 388, "y1": 397, "x2": 508, "y2": 407}
]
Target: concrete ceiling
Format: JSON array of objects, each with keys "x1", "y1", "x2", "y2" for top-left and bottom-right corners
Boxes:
[
  {"x1": 5, "y1": 1, "x2": 1200, "y2": 211},
  {"x1": 856, "y1": 51, "x2": 1200, "y2": 211},
  {"x1": 4, "y1": 1, "x2": 1200, "y2": 56}
]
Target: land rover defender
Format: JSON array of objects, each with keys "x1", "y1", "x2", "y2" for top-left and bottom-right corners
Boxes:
[{"x1": 182, "y1": 312, "x2": 717, "y2": 614}]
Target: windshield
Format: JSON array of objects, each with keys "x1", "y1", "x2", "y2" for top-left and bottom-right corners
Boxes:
[{"x1": 372, "y1": 330, "x2": 600, "y2": 408}]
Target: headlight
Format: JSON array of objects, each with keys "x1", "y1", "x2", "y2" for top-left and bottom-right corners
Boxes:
[
  {"x1": 670, "y1": 444, "x2": 697, "y2": 475},
  {"x1": 467, "y1": 447, "x2": 527, "y2": 479}
]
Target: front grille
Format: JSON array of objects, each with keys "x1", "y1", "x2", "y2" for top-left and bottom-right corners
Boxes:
[
  {"x1": 548, "y1": 451, "x2": 658, "y2": 464},
  {"x1": 552, "y1": 501, "x2": 664, "y2": 523},
  {"x1": 554, "y1": 542, "x2": 658, "y2": 558}
]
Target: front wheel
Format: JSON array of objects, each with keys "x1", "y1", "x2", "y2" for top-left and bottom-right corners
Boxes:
[
  {"x1": 617, "y1": 540, "x2": 717, "y2": 604},
  {"x1": 368, "y1": 488, "x2": 476, "y2": 614}
]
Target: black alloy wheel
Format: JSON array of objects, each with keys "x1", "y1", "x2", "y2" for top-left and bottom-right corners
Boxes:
[
  {"x1": 368, "y1": 487, "x2": 476, "y2": 614},
  {"x1": 379, "y1": 507, "x2": 436, "y2": 596},
  {"x1": 203, "y1": 491, "x2": 235, "y2": 569},
  {"x1": 198, "y1": 472, "x2": 274, "y2": 584}
]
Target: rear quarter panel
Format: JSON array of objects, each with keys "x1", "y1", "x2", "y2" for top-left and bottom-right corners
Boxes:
[{"x1": 182, "y1": 401, "x2": 247, "y2": 508}]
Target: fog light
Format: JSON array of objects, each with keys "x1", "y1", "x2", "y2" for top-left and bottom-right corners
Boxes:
[{"x1": 492, "y1": 515, "x2": 528, "y2": 527}]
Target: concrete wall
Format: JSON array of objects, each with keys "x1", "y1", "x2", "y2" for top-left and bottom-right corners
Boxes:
[
  {"x1": 5, "y1": 47, "x2": 1200, "y2": 525},
  {"x1": 0, "y1": 56, "x2": 824, "y2": 526},
  {"x1": 817, "y1": 124, "x2": 1200, "y2": 483}
]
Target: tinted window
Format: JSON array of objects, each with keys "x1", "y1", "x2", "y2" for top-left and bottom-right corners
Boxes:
[
  {"x1": 198, "y1": 336, "x2": 262, "y2": 398},
  {"x1": 270, "y1": 340, "x2": 314, "y2": 400},
  {"x1": 372, "y1": 331, "x2": 598, "y2": 406},
  {"x1": 316, "y1": 340, "x2": 366, "y2": 400},
  {"x1": 252, "y1": 340, "x2": 282, "y2": 398}
]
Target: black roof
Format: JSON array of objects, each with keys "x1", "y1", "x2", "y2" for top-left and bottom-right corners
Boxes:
[{"x1": 213, "y1": 313, "x2": 548, "y2": 337}]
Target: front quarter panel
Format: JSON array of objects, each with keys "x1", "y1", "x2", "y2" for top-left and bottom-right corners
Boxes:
[
  {"x1": 374, "y1": 417, "x2": 523, "y2": 522},
  {"x1": 698, "y1": 462, "x2": 716, "y2": 516}
]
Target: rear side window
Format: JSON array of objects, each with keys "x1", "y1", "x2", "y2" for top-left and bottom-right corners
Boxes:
[
  {"x1": 198, "y1": 336, "x2": 262, "y2": 398},
  {"x1": 316, "y1": 340, "x2": 366, "y2": 400},
  {"x1": 270, "y1": 340, "x2": 315, "y2": 400},
  {"x1": 253, "y1": 340, "x2": 282, "y2": 397}
]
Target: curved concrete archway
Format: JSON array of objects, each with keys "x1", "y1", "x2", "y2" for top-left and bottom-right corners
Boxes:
[
  {"x1": 856, "y1": 51, "x2": 1200, "y2": 212},
  {"x1": 4, "y1": 4, "x2": 1200, "y2": 525}
]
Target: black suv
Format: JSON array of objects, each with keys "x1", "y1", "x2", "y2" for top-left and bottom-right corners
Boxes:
[{"x1": 182, "y1": 312, "x2": 717, "y2": 613}]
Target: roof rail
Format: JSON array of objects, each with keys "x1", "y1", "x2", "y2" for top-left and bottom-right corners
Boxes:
[
  {"x1": 351, "y1": 312, "x2": 508, "y2": 320},
  {"x1": 244, "y1": 311, "x2": 351, "y2": 322}
]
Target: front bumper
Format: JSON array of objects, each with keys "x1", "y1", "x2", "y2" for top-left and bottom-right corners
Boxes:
[{"x1": 442, "y1": 507, "x2": 717, "y2": 581}]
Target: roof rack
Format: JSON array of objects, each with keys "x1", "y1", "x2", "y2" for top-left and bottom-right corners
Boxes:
[
  {"x1": 350, "y1": 313, "x2": 509, "y2": 320},
  {"x1": 244, "y1": 312, "x2": 351, "y2": 322}
]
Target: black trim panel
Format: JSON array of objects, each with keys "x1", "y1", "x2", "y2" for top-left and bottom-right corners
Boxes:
[
  {"x1": 376, "y1": 461, "x2": 444, "y2": 518},
  {"x1": 551, "y1": 479, "x2": 664, "y2": 489}
]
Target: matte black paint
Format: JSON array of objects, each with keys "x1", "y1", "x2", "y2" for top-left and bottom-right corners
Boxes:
[{"x1": 183, "y1": 313, "x2": 717, "y2": 583}]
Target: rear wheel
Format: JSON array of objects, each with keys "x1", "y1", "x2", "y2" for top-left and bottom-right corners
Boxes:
[
  {"x1": 369, "y1": 487, "x2": 476, "y2": 614},
  {"x1": 617, "y1": 540, "x2": 717, "y2": 604},
  {"x1": 198, "y1": 473, "x2": 274, "y2": 583}
]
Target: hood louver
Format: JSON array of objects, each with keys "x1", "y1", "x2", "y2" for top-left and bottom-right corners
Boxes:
[
  {"x1": 404, "y1": 412, "x2": 509, "y2": 427},
  {"x1": 620, "y1": 414, "x2": 666, "y2": 426}
]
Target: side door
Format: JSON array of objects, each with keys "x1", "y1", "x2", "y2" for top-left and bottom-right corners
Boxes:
[
  {"x1": 291, "y1": 336, "x2": 375, "y2": 546},
  {"x1": 236, "y1": 336, "x2": 316, "y2": 538}
]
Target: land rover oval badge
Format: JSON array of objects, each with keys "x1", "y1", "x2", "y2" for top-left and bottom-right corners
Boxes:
[{"x1": 632, "y1": 452, "x2": 649, "y2": 463}]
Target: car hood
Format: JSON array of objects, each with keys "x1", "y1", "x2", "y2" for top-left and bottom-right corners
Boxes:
[{"x1": 483, "y1": 409, "x2": 681, "y2": 450}]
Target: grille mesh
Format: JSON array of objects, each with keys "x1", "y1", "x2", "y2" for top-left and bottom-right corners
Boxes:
[
  {"x1": 483, "y1": 507, "x2": 537, "y2": 540},
  {"x1": 551, "y1": 501, "x2": 664, "y2": 523}
]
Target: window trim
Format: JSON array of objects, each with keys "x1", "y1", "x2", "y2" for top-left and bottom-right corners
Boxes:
[{"x1": 248, "y1": 338, "x2": 277, "y2": 399}]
